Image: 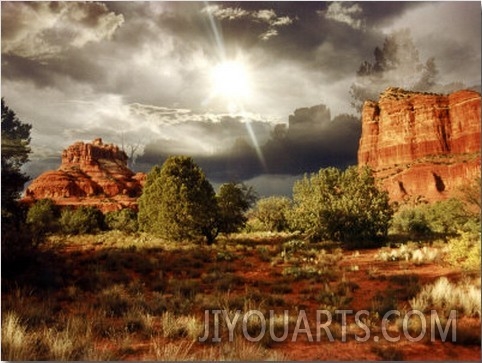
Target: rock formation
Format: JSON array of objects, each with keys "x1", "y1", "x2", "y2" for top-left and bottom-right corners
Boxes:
[
  {"x1": 24, "y1": 138, "x2": 146, "y2": 212},
  {"x1": 358, "y1": 87, "x2": 481, "y2": 203}
]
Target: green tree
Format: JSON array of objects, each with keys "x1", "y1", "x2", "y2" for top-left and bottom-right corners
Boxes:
[
  {"x1": 105, "y1": 208, "x2": 138, "y2": 233},
  {"x1": 391, "y1": 207, "x2": 432, "y2": 237},
  {"x1": 138, "y1": 156, "x2": 219, "y2": 243},
  {"x1": 254, "y1": 196, "x2": 292, "y2": 232},
  {"x1": 392, "y1": 197, "x2": 478, "y2": 237},
  {"x1": 60, "y1": 206, "x2": 104, "y2": 235},
  {"x1": 291, "y1": 166, "x2": 393, "y2": 247},
  {"x1": 1, "y1": 98, "x2": 32, "y2": 262},
  {"x1": 217, "y1": 182, "x2": 257, "y2": 234},
  {"x1": 1, "y1": 98, "x2": 32, "y2": 217},
  {"x1": 26, "y1": 199, "x2": 60, "y2": 245}
]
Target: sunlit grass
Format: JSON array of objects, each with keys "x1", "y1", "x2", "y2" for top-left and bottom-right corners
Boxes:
[
  {"x1": 3, "y1": 230, "x2": 481, "y2": 360},
  {"x1": 409, "y1": 277, "x2": 481, "y2": 318}
]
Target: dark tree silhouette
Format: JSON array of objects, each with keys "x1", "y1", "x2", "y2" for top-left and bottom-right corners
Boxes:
[
  {"x1": 350, "y1": 29, "x2": 439, "y2": 112},
  {"x1": 1, "y1": 98, "x2": 32, "y2": 214}
]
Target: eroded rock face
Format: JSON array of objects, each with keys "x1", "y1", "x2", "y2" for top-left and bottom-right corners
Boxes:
[
  {"x1": 24, "y1": 138, "x2": 146, "y2": 212},
  {"x1": 358, "y1": 88, "x2": 481, "y2": 202}
]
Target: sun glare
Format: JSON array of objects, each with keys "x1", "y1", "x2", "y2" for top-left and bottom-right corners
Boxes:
[{"x1": 210, "y1": 60, "x2": 252, "y2": 103}]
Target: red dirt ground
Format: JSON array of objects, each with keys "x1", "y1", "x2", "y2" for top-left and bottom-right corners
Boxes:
[{"x1": 13, "y1": 237, "x2": 480, "y2": 361}]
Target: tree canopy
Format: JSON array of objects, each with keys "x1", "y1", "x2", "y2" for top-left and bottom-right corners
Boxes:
[
  {"x1": 138, "y1": 156, "x2": 219, "y2": 243},
  {"x1": 291, "y1": 166, "x2": 393, "y2": 247},
  {"x1": 1, "y1": 98, "x2": 32, "y2": 216},
  {"x1": 1, "y1": 99, "x2": 33, "y2": 262},
  {"x1": 254, "y1": 196, "x2": 292, "y2": 232},
  {"x1": 217, "y1": 182, "x2": 257, "y2": 234}
]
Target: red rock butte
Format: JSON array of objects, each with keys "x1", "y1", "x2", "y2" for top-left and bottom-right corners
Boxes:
[
  {"x1": 358, "y1": 87, "x2": 481, "y2": 203},
  {"x1": 24, "y1": 138, "x2": 146, "y2": 212}
]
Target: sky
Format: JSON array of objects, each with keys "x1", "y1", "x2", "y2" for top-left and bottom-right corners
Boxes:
[{"x1": 2, "y1": 1, "x2": 481, "y2": 196}]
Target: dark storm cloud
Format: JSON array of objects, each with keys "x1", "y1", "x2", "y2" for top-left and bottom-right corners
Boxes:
[
  {"x1": 135, "y1": 113, "x2": 274, "y2": 171},
  {"x1": 1, "y1": 1, "x2": 124, "y2": 59},
  {"x1": 2, "y1": 1, "x2": 480, "y2": 196},
  {"x1": 136, "y1": 102, "x2": 361, "y2": 182}
]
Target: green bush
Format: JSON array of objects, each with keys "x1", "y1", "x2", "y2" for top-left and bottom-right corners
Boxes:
[
  {"x1": 253, "y1": 196, "x2": 292, "y2": 232},
  {"x1": 391, "y1": 198, "x2": 477, "y2": 237},
  {"x1": 446, "y1": 231, "x2": 481, "y2": 271},
  {"x1": 216, "y1": 182, "x2": 257, "y2": 235},
  {"x1": 391, "y1": 207, "x2": 432, "y2": 237},
  {"x1": 290, "y1": 166, "x2": 393, "y2": 247},
  {"x1": 426, "y1": 199, "x2": 473, "y2": 234},
  {"x1": 138, "y1": 156, "x2": 219, "y2": 243},
  {"x1": 60, "y1": 206, "x2": 104, "y2": 235},
  {"x1": 105, "y1": 208, "x2": 138, "y2": 233},
  {"x1": 26, "y1": 199, "x2": 60, "y2": 245}
]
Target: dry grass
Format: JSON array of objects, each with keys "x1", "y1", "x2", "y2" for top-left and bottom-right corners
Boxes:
[
  {"x1": 1, "y1": 311, "x2": 109, "y2": 360},
  {"x1": 3, "y1": 230, "x2": 480, "y2": 360},
  {"x1": 376, "y1": 243, "x2": 446, "y2": 265},
  {"x1": 409, "y1": 277, "x2": 481, "y2": 318},
  {"x1": 1, "y1": 312, "x2": 36, "y2": 360},
  {"x1": 160, "y1": 312, "x2": 204, "y2": 341},
  {"x1": 150, "y1": 340, "x2": 196, "y2": 361}
]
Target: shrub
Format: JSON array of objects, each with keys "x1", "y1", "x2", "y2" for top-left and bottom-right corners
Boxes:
[
  {"x1": 217, "y1": 182, "x2": 257, "y2": 235},
  {"x1": 26, "y1": 199, "x2": 60, "y2": 244},
  {"x1": 290, "y1": 166, "x2": 393, "y2": 247},
  {"x1": 425, "y1": 198, "x2": 473, "y2": 234},
  {"x1": 105, "y1": 208, "x2": 138, "y2": 233},
  {"x1": 446, "y1": 231, "x2": 481, "y2": 271},
  {"x1": 391, "y1": 198, "x2": 477, "y2": 237},
  {"x1": 253, "y1": 196, "x2": 292, "y2": 232},
  {"x1": 391, "y1": 207, "x2": 432, "y2": 237},
  {"x1": 60, "y1": 206, "x2": 104, "y2": 235},
  {"x1": 138, "y1": 156, "x2": 219, "y2": 243}
]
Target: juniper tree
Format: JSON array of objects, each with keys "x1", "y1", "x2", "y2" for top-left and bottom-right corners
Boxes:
[
  {"x1": 291, "y1": 166, "x2": 393, "y2": 247},
  {"x1": 138, "y1": 156, "x2": 220, "y2": 243},
  {"x1": 217, "y1": 182, "x2": 257, "y2": 234}
]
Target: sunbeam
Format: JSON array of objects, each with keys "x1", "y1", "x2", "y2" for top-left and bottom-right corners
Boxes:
[{"x1": 203, "y1": 2, "x2": 266, "y2": 172}]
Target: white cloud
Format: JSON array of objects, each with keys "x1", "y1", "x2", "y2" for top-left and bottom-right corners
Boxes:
[
  {"x1": 379, "y1": 2, "x2": 481, "y2": 86},
  {"x1": 323, "y1": 3, "x2": 364, "y2": 30},
  {"x1": 202, "y1": 4, "x2": 294, "y2": 41},
  {"x1": 202, "y1": 5, "x2": 249, "y2": 20},
  {"x1": 259, "y1": 29, "x2": 279, "y2": 41},
  {"x1": 1, "y1": 2, "x2": 124, "y2": 59},
  {"x1": 272, "y1": 16, "x2": 294, "y2": 27},
  {"x1": 255, "y1": 9, "x2": 277, "y2": 22}
]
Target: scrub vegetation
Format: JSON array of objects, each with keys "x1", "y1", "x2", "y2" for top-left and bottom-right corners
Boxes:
[{"x1": 2, "y1": 100, "x2": 480, "y2": 360}]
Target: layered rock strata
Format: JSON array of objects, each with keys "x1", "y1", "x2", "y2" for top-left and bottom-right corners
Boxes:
[
  {"x1": 358, "y1": 88, "x2": 481, "y2": 202},
  {"x1": 24, "y1": 138, "x2": 146, "y2": 212}
]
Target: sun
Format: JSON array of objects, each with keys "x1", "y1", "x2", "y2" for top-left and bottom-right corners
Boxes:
[{"x1": 210, "y1": 60, "x2": 252, "y2": 103}]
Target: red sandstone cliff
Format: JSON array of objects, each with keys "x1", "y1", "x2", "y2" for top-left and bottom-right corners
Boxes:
[
  {"x1": 358, "y1": 87, "x2": 481, "y2": 203},
  {"x1": 24, "y1": 138, "x2": 146, "y2": 212}
]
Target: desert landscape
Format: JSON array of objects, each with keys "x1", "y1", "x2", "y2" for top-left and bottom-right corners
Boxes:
[
  {"x1": 2, "y1": 230, "x2": 481, "y2": 360},
  {"x1": 2, "y1": 1, "x2": 481, "y2": 361},
  {"x1": 3, "y1": 86, "x2": 481, "y2": 361}
]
